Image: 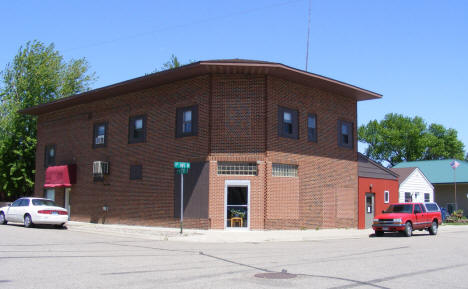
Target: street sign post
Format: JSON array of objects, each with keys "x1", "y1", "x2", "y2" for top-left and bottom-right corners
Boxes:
[{"x1": 174, "y1": 162, "x2": 190, "y2": 234}]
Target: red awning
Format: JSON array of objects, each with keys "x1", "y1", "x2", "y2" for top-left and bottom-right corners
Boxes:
[{"x1": 44, "y1": 165, "x2": 76, "y2": 188}]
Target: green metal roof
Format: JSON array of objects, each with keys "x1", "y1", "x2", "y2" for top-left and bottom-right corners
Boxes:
[{"x1": 393, "y1": 160, "x2": 468, "y2": 184}]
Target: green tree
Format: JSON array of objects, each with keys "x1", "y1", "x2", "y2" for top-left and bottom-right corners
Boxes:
[
  {"x1": 161, "y1": 54, "x2": 182, "y2": 70},
  {"x1": 150, "y1": 54, "x2": 195, "y2": 74},
  {"x1": 0, "y1": 40, "x2": 95, "y2": 200},
  {"x1": 359, "y1": 113, "x2": 465, "y2": 166}
]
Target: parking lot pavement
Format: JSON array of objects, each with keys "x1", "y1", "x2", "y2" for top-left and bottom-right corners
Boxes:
[{"x1": 1, "y1": 224, "x2": 468, "y2": 289}]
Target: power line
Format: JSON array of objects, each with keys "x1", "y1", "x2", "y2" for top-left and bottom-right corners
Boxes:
[{"x1": 64, "y1": 0, "x2": 305, "y2": 53}]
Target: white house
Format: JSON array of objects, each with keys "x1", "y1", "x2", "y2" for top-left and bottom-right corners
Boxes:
[{"x1": 390, "y1": 167, "x2": 434, "y2": 203}]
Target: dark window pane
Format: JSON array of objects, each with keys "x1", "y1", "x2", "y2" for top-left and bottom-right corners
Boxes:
[
  {"x1": 227, "y1": 187, "x2": 247, "y2": 205},
  {"x1": 19, "y1": 199, "x2": 29, "y2": 206},
  {"x1": 338, "y1": 121, "x2": 353, "y2": 148},
  {"x1": 342, "y1": 134, "x2": 349, "y2": 144},
  {"x1": 94, "y1": 123, "x2": 107, "y2": 146},
  {"x1": 176, "y1": 106, "x2": 197, "y2": 137},
  {"x1": 45, "y1": 144, "x2": 56, "y2": 167},
  {"x1": 414, "y1": 205, "x2": 422, "y2": 214},
  {"x1": 11, "y1": 199, "x2": 22, "y2": 207},
  {"x1": 405, "y1": 192, "x2": 412, "y2": 202},
  {"x1": 130, "y1": 165, "x2": 142, "y2": 180},
  {"x1": 129, "y1": 115, "x2": 146, "y2": 143},
  {"x1": 278, "y1": 106, "x2": 298, "y2": 139}
]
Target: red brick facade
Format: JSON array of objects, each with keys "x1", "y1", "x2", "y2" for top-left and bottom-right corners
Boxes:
[{"x1": 31, "y1": 62, "x2": 373, "y2": 230}]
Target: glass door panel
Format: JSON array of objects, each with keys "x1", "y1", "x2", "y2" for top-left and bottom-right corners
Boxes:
[{"x1": 226, "y1": 186, "x2": 248, "y2": 228}]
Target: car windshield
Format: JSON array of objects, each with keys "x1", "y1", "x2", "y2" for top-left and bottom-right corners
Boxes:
[
  {"x1": 32, "y1": 199, "x2": 57, "y2": 206},
  {"x1": 384, "y1": 204, "x2": 413, "y2": 213}
]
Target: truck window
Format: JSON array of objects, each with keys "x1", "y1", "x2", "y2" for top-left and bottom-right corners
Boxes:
[
  {"x1": 421, "y1": 205, "x2": 426, "y2": 212},
  {"x1": 414, "y1": 205, "x2": 422, "y2": 214},
  {"x1": 425, "y1": 203, "x2": 440, "y2": 212}
]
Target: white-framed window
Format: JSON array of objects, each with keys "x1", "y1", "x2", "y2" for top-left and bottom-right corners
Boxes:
[
  {"x1": 384, "y1": 191, "x2": 389, "y2": 203},
  {"x1": 404, "y1": 192, "x2": 412, "y2": 202},
  {"x1": 272, "y1": 163, "x2": 298, "y2": 177},
  {"x1": 424, "y1": 193, "x2": 430, "y2": 202}
]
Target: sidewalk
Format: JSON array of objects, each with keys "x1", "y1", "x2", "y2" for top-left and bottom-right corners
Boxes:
[
  {"x1": 67, "y1": 222, "x2": 467, "y2": 243},
  {"x1": 67, "y1": 221, "x2": 377, "y2": 243}
]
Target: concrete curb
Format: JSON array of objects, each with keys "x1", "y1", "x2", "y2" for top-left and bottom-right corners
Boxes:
[{"x1": 66, "y1": 221, "x2": 378, "y2": 243}]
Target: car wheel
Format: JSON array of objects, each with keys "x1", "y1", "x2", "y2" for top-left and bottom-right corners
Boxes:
[
  {"x1": 429, "y1": 221, "x2": 438, "y2": 235},
  {"x1": 403, "y1": 222, "x2": 412, "y2": 237},
  {"x1": 24, "y1": 214, "x2": 33, "y2": 228},
  {"x1": 375, "y1": 230, "x2": 384, "y2": 237},
  {"x1": 0, "y1": 212, "x2": 7, "y2": 225}
]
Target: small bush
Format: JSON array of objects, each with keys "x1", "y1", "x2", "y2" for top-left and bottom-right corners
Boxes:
[{"x1": 445, "y1": 209, "x2": 468, "y2": 223}]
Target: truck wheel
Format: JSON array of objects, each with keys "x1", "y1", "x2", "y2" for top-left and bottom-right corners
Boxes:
[
  {"x1": 429, "y1": 221, "x2": 438, "y2": 235},
  {"x1": 375, "y1": 230, "x2": 384, "y2": 237},
  {"x1": 403, "y1": 222, "x2": 412, "y2": 237}
]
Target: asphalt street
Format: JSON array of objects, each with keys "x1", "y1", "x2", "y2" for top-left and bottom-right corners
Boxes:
[{"x1": 1, "y1": 224, "x2": 467, "y2": 289}]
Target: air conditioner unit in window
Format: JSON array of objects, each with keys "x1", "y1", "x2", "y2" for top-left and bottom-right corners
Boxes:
[
  {"x1": 95, "y1": 135, "x2": 105, "y2": 144},
  {"x1": 93, "y1": 161, "x2": 109, "y2": 176}
]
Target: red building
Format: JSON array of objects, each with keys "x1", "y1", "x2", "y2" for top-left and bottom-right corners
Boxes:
[
  {"x1": 22, "y1": 60, "x2": 381, "y2": 230},
  {"x1": 358, "y1": 153, "x2": 399, "y2": 229}
]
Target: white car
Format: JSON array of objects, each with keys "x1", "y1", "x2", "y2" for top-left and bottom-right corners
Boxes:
[{"x1": 0, "y1": 197, "x2": 68, "y2": 228}]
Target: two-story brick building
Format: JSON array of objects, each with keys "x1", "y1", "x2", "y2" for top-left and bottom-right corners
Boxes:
[{"x1": 22, "y1": 59, "x2": 381, "y2": 230}]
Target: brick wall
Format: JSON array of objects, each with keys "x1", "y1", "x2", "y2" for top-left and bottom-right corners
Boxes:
[
  {"x1": 35, "y1": 75, "x2": 211, "y2": 226},
  {"x1": 34, "y1": 72, "x2": 359, "y2": 229},
  {"x1": 264, "y1": 76, "x2": 358, "y2": 229}
]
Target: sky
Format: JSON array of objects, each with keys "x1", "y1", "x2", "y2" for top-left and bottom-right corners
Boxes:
[{"x1": 1, "y1": 0, "x2": 467, "y2": 154}]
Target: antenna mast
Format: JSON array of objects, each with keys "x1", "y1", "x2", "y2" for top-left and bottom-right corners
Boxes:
[{"x1": 305, "y1": 0, "x2": 311, "y2": 71}]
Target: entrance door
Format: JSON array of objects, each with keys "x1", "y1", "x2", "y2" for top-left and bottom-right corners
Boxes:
[
  {"x1": 365, "y1": 193, "x2": 375, "y2": 228},
  {"x1": 225, "y1": 181, "x2": 249, "y2": 229}
]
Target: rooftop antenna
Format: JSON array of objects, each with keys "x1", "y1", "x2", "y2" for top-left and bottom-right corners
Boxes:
[{"x1": 305, "y1": 0, "x2": 311, "y2": 71}]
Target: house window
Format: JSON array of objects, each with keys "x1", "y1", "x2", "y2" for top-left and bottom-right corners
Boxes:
[
  {"x1": 44, "y1": 144, "x2": 56, "y2": 167},
  {"x1": 217, "y1": 162, "x2": 257, "y2": 176},
  {"x1": 130, "y1": 165, "x2": 143, "y2": 180},
  {"x1": 93, "y1": 122, "x2": 107, "y2": 147},
  {"x1": 129, "y1": 115, "x2": 146, "y2": 143},
  {"x1": 384, "y1": 191, "x2": 390, "y2": 203},
  {"x1": 278, "y1": 106, "x2": 298, "y2": 139},
  {"x1": 307, "y1": 114, "x2": 317, "y2": 142},
  {"x1": 176, "y1": 105, "x2": 198, "y2": 137},
  {"x1": 272, "y1": 164, "x2": 298, "y2": 177},
  {"x1": 338, "y1": 120, "x2": 353, "y2": 148},
  {"x1": 405, "y1": 192, "x2": 412, "y2": 202},
  {"x1": 424, "y1": 193, "x2": 430, "y2": 202}
]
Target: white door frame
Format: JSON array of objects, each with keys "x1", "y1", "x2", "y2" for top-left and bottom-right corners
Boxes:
[
  {"x1": 65, "y1": 188, "x2": 71, "y2": 220},
  {"x1": 224, "y1": 180, "x2": 250, "y2": 230}
]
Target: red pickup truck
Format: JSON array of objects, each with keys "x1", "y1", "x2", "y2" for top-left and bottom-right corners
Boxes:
[{"x1": 372, "y1": 203, "x2": 442, "y2": 237}]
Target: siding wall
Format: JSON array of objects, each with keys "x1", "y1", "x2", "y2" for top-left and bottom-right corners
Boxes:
[
  {"x1": 398, "y1": 169, "x2": 434, "y2": 203},
  {"x1": 358, "y1": 177, "x2": 399, "y2": 229},
  {"x1": 434, "y1": 184, "x2": 468, "y2": 216}
]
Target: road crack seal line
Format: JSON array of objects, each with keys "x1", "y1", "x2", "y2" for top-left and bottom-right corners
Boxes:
[
  {"x1": 327, "y1": 263, "x2": 468, "y2": 289},
  {"x1": 198, "y1": 251, "x2": 390, "y2": 288}
]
